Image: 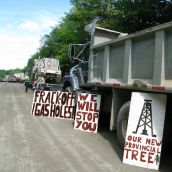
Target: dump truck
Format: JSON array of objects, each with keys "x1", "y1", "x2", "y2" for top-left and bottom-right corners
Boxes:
[
  {"x1": 32, "y1": 58, "x2": 62, "y2": 91},
  {"x1": 63, "y1": 21, "x2": 172, "y2": 148}
]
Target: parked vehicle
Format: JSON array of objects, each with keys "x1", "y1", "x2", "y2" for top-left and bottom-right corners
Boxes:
[
  {"x1": 8, "y1": 75, "x2": 18, "y2": 82},
  {"x1": 63, "y1": 21, "x2": 172, "y2": 148},
  {"x1": 32, "y1": 57, "x2": 62, "y2": 90},
  {"x1": 14, "y1": 73, "x2": 25, "y2": 83},
  {"x1": 0, "y1": 77, "x2": 8, "y2": 82}
]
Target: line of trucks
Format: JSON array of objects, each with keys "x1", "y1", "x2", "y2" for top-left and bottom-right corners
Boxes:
[{"x1": 29, "y1": 21, "x2": 172, "y2": 149}]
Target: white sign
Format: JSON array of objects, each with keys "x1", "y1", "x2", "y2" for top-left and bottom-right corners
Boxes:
[
  {"x1": 74, "y1": 93, "x2": 101, "y2": 133},
  {"x1": 123, "y1": 92, "x2": 167, "y2": 170},
  {"x1": 32, "y1": 90, "x2": 75, "y2": 120}
]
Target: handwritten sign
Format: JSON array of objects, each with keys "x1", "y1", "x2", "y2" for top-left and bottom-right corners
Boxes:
[
  {"x1": 123, "y1": 92, "x2": 167, "y2": 170},
  {"x1": 31, "y1": 90, "x2": 75, "y2": 120},
  {"x1": 74, "y1": 93, "x2": 101, "y2": 133}
]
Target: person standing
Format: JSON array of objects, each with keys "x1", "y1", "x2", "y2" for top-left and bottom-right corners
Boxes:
[{"x1": 24, "y1": 74, "x2": 30, "y2": 92}]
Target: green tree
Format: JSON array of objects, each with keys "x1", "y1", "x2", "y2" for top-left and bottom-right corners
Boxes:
[{"x1": 25, "y1": 0, "x2": 172, "y2": 72}]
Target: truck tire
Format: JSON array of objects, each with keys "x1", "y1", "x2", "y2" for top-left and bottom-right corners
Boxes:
[
  {"x1": 65, "y1": 86, "x2": 73, "y2": 92},
  {"x1": 117, "y1": 101, "x2": 130, "y2": 149}
]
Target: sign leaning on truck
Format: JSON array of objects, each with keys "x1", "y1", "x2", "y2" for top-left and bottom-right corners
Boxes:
[
  {"x1": 123, "y1": 92, "x2": 167, "y2": 170},
  {"x1": 31, "y1": 90, "x2": 75, "y2": 120},
  {"x1": 74, "y1": 93, "x2": 101, "y2": 133}
]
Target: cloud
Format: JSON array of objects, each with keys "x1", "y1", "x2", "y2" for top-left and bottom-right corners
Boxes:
[
  {"x1": 18, "y1": 11, "x2": 60, "y2": 32},
  {"x1": 0, "y1": 34, "x2": 40, "y2": 69},
  {"x1": 18, "y1": 21, "x2": 39, "y2": 31},
  {"x1": 0, "y1": 10, "x2": 61, "y2": 69}
]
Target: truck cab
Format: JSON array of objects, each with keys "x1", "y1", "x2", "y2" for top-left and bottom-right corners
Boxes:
[
  {"x1": 63, "y1": 25, "x2": 126, "y2": 92},
  {"x1": 63, "y1": 42, "x2": 90, "y2": 92}
]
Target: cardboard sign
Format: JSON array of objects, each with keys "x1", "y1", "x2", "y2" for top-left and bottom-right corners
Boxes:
[
  {"x1": 123, "y1": 92, "x2": 167, "y2": 170},
  {"x1": 31, "y1": 90, "x2": 75, "y2": 120},
  {"x1": 74, "y1": 93, "x2": 101, "y2": 133}
]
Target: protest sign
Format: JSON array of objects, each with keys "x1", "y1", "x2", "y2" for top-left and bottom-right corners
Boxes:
[
  {"x1": 31, "y1": 90, "x2": 75, "y2": 120},
  {"x1": 74, "y1": 93, "x2": 101, "y2": 133},
  {"x1": 123, "y1": 92, "x2": 167, "y2": 170}
]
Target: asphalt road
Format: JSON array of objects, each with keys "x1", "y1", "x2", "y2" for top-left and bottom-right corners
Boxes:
[{"x1": 0, "y1": 82, "x2": 171, "y2": 172}]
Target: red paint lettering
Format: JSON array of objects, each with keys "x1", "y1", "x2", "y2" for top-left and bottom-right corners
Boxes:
[
  {"x1": 34, "y1": 103, "x2": 41, "y2": 116},
  {"x1": 61, "y1": 93, "x2": 67, "y2": 105},
  {"x1": 34, "y1": 90, "x2": 41, "y2": 102},
  {"x1": 32, "y1": 103, "x2": 35, "y2": 115},
  {"x1": 140, "y1": 151, "x2": 146, "y2": 162},
  {"x1": 89, "y1": 123, "x2": 97, "y2": 132},
  {"x1": 131, "y1": 150, "x2": 138, "y2": 160},
  {"x1": 51, "y1": 91, "x2": 56, "y2": 104},
  {"x1": 124, "y1": 148, "x2": 132, "y2": 159},
  {"x1": 55, "y1": 91, "x2": 62, "y2": 104},
  {"x1": 79, "y1": 93, "x2": 89, "y2": 101},
  {"x1": 39, "y1": 91, "x2": 45, "y2": 103},
  {"x1": 76, "y1": 111, "x2": 82, "y2": 120},
  {"x1": 44, "y1": 92, "x2": 50, "y2": 104},
  {"x1": 75, "y1": 120, "x2": 82, "y2": 128},
  {"x1": 127, "y1": 135, "x2": 142, "y2": 143},
  {"x1": 146, "y1": 138, "x2": 162, "y2": 146},
  {"x1": 148, "y1": 153, "x2": 154, "y2": 163},
  {"x1": 91, "y1": 94, "x2": 97, "y2": 102},
  {"x1": 64, "y1": 106, "x2": 74, "y2": 119},
  {"x1": 82, "y1": 122, "x2": 89, "y2": 130},
  {"x1": 77, "y1": 101, "x2": 86, "y2": 110},
  {"x1": 93, "y1": 113, "x2": 98, "y2": 122},
  {"x1": 87, "y1": 112, "x2": 92, "y2": 121}
]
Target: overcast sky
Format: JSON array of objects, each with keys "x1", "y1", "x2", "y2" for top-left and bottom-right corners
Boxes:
[{"x1": 0, "y1": 0, "x2": 71, "y2": 70}]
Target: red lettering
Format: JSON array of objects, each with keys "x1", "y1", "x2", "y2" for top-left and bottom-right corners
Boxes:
[
  {"x1": 90, "y1": 102, "x2": 94, "y2": 111},
  {"x1": 64, "y1": 106, "x2": 73, "y2": 119},
  {"x1": 32, "y1": 103, "x2": 35, "y2": 115},
  {"x1": 91, "y1": 94, "x2": 97, "y2": 102},
  {"x1": 124, "y1": 148, "x2": 132, "y2": 159},
  {"x1": 140, "y1": 151, "x2": 146, "y2": 162},
  {"x1": 155, "y1": 139, "x2": 162, "y2": 146},
  {"x1": 77, "y1": 101, "x2": 86, "y2": 110},
  {"x1": 39, "y1": 91, "x2": 45, "y2": 103},
  {"x1": 146, "y1": 138, "x2": 162, "y2": 146},
  {"x1": 34, "y1": 103, "x2": 41, "y2": 116},
  {"x1": 157, "y1": 148, "x2": 161, "y2": 153},
  {"x1": 82, "y1": 122, "x2": 89, "y2": 130},
  {"x1": 76, "y1": 111, "x2": 82, "y2": 120},
  {"x1": 125, "y1": 142, "x2": 128, "y2": 148},
  {"x1": 51, "y1": 91, "x2": 56, "y2": 104},
  {"x1": 87, "y1": 112, "x2": 92, "y2": 121},
  {"x1": 89, "y1": 123, "x2": 97, "y2": 132},
  {"x1": 34, "y1": 90, "x2": 41, "y2": 102},
  {"x1": 128, "y1": 135, "x2": 132, "y2": 141},
  {"x1": 131, "y1": 150, "x2": 138, "y2": 160},
  {"x1": 55, "y1": 91, "x2": 62, "y2": 104},
  {"x1": 50, "y1": 104, "x2": 56, "y2": 117},
  {"x1": 93, "y1": 103, "x2": 99, "y2": 112},
  {"x1": 148, "y1": 152, "x2": 154, "y2": 163},
  {"x1": 146, "y1": 138, "x2": 151, "y2": 145},
  {"x1": 44, "y1": 104, "x2": 49, "y2": 116},
  {"x1": 79, "y1": 93, "x2": 89, "y2": 101},
  {"x1": 82, "y1": 112, "x2": 87, "y2": 120},
  {"x1": 93, "y1": 113, "x2": 98, "y2": 122},
  {"x1": 61, "y1": 93, "x2": 67, "y2": 105},
  {"x1": 75, "y1": 120, "x2": 82, "y2": 128},
  {"x1": 127, "y1": 135, "x2": 142, "y2": 143},
  {"x1": 86, "y1": 102, "x2": 89, "y2": 111},
  {"x1": 44, "y1": 92, "x2": 50, "y2": 104},
  {"x1": 138, "y1": 137, "x2": 142, "y2": 143}
]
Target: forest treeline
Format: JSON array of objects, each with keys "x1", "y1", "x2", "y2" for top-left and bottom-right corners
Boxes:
[{"x1": 1, "y1": 0, "x2": 172, "y2": 77}]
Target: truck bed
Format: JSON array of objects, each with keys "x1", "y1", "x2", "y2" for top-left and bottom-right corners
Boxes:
[{"x1": 88, "y1": 21, "x2": 172, "y2": 93}]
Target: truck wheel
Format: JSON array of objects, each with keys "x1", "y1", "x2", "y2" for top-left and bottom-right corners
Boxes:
[
  {"x1": 117, "y1": 101, "x2": 130, "y2": 149},
  {"x1": 65, "y1": 86, "x2": 72, "y2": 92}
]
